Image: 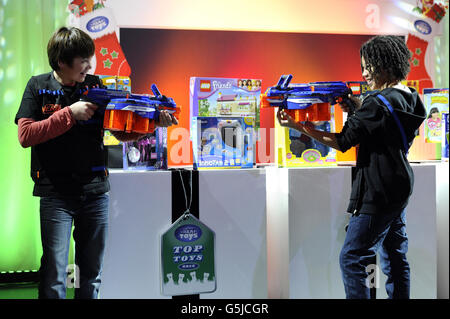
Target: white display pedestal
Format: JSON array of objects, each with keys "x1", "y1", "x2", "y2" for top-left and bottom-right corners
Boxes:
[
  {"x1": 286, "y1": 166, "x2": 352, "y2": 299},
  {"x1": 199, "y1": 169, "x2": 267, "y2": 299},
  {"x1": 100, "y1": 164, "x2": 445, "y2": 299},
  {"x1": 436, "y1": 162, "x2": 449, "y2": 299},
  {"x1": 100, "y1": 170, "x2": 172, "y2": 299},
  {"x1": 284, "y1": 164, "x2": 438, "y2": 299},
  {"x1": 100, "y1": 169, "x2": 267, "y2": 299},
  {"x1": 377, "y1": 164, "x2": 437, "y2": 299}
]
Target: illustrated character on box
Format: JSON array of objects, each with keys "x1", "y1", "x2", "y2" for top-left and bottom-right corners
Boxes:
[
  {"x1": 426, "y1": 107, "x2": 442, "y2": 142},
  {"x1": 246, "y1": 79, "x2": 252, "y2": 90},
  {"x1": 15, "y1": 27, "x2": 177, "y2": 299},
  {"x1": 277, "y1": 35, "x2": 426, "y2": 299}
]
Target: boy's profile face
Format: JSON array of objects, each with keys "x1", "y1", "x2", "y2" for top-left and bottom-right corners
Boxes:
[
  {"x1": 59, "y1": 55, "x2": 93, "y2": 84},
  {"x1": 361, "y1": 56, "x2": 390, "y2": 91},
  {"x1": 361, "y1": 56, "x2": 377, "y2": 90}
]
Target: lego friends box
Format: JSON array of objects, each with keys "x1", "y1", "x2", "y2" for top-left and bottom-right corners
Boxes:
[{"x1": 190, "y1": 77, "x2": 261, "y2": 169}]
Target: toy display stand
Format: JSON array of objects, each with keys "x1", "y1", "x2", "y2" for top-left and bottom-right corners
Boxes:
[
  {"x1": 100, "y1": 163, "x2": 446, "y2": 298},
  {"x1": 100, "y1": 169, "x2": 267, "y2": 299}
]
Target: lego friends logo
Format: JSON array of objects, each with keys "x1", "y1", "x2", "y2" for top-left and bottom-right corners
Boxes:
[
  {"x1": 42, "y1": 104, "x2": 61, "y2": 114},
  {"x1": 212, "y1": 80, "x2": 232, "y2": 91},
  {"x1": 200, "y1": 80, "x2": 211, "y2": 92}
]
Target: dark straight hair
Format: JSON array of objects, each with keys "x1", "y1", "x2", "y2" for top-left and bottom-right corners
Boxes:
[{"x1": 47, "y1": 27, "x2": 95, "y2": 71}]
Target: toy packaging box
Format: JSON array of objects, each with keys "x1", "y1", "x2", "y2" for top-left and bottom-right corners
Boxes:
[
  {"x1": 420, "y1": 88, "x2": 449, "y2": 160},
  {"x1": 191, "y1": 117, "x2": 255, "y2": 169},
  {"x1": 423, "y1": 88, "x2": 449, "y2": 144},
  {"x1": 190, "y1": 77, "x2": 261, "y2": 169},
  {"x1": 266, "y1": 79, "x2": 372, "y2": 167},
  {"x1": 99, "y1": 76, "x2": 131, "y2": 168},
  {"x1": 100, "y1": 75, "x2": 131, "y2": 147},
  {"x1": 276, "y1": 108, "x2": 337, "y2": 167},
  {"x1": 275, "y1": 81, "x2": 378, "y2": 167},
  {"x1": 123, "y1": 127, "x2": 168, "y2": 170},
  {"x1": 98, "y1": 75, "x2": 168, "y2": 170},
  {"x1": 99, "y1": 75, "x2": 131, "y2": 92},
  {"x1": 442, "y1": 111, "x2": 449, "y2": 160}
]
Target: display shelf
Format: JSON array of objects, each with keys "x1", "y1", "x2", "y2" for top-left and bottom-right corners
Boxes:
[{"x1": 100, "y1": 163, "x2": 447, "y2": 298}]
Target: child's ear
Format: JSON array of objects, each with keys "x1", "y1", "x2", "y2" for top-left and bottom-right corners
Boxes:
[{"x1": 58, "y1": 60, "x2": 69, "y2": 69}]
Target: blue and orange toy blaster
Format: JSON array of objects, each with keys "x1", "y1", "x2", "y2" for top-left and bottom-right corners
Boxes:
[
  {"x1": 81, "y1": 84, "x2": 180, "y2": 133},
  {"x1": 261, "y1": 74, "x2": 367, "y2": 122}
]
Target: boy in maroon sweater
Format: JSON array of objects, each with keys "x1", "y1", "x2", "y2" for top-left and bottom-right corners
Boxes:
[{"x1": 15, "y1": 26, "x2": 177, "y2": 298}]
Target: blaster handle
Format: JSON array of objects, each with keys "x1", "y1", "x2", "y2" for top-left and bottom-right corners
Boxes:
[{"x1": 336, "y1": 95, "x2": 358, "y2": 115}]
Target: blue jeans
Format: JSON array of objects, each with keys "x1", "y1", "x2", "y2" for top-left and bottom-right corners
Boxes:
[
  {"x1": 339, "y1": 209, "x2": 410, "y2": 299},
  {"x1": 38, "y1": 193, "x2": 109, "y2": 299}
]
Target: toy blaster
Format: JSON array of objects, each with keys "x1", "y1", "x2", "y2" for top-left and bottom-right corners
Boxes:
[
  {"x1": 261, "y1": 74, "x2": 364, "y2": 122},
  {"x1": 81, "y1": 84, "x2": 180, "y2": 133}
]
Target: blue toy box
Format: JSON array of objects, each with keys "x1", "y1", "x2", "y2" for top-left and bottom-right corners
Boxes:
[
  {"x1": 190, "y1": 77, "x2": 261, "y2": 169},
  {"x1": 191, "y1": 117, "x2": 255, "y2": 169},
  {"x1": 442, "y1": 111, "x2": 449, "y2": 160}
]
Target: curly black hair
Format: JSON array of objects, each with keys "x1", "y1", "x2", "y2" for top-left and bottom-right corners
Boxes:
[{"x1": 360, "y1": 35, "x2": 411, "y2": 86}]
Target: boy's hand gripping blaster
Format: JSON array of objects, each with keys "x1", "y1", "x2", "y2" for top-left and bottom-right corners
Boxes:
[
  {"x1": 81, "y1": 84, "x2": 180, "y2": 133},
  {"x1": 261, "y1": 74, "x2": 360, "y2": 122}
]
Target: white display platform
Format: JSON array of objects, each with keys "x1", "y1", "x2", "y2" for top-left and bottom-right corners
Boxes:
[
  {"x1": 377, "y1": 164, "x2": 437, "y2": 299},
  {"x1": 100, "y1": 170, "x2": 172, "y2": 299},
  {"x1": 199, "y1": 169, "x2": 267, "y2": 299},
  {"x1": 436, "y1": 162, "x2": 449, "y2": 299},
  {"x1": 287, "y1": 166, "x2": 352, "y2": 299},
  {"x1": 100, "y1": 164, "x2": 445, "y2": 299},
  {"x1": 285, "y1": 164, "x2": 438, "y2": 299},
  {"x1": 100, "y1": 169, "x2": 267, "y2": 299}
]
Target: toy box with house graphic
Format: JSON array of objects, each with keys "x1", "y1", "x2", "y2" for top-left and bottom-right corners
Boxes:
[{"x1": 190, "y1": 77, "x2": 261, "y2": 169}]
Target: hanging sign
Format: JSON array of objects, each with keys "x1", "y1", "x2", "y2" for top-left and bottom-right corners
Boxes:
[{"x1": 160, "y1": 212, "x2": 216, "y2": 296}]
